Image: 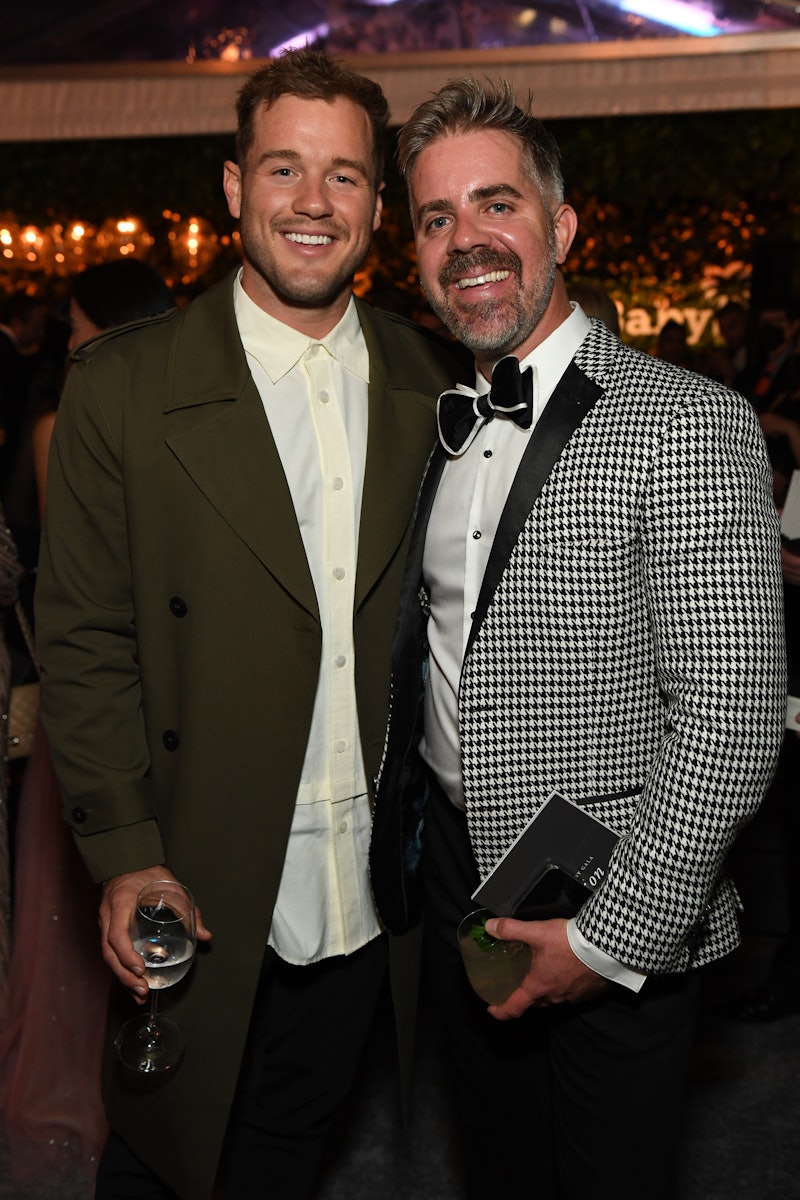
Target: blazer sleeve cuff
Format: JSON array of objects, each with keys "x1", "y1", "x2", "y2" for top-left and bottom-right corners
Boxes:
[{"x1": 567, "y1": 918, "x2": 647, "y2": 993}]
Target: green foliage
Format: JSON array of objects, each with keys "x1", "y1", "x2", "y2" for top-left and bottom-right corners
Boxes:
[
  {"x1": 1, "y1": 134, "x2": 236, "y2": 228},
  {"x1": 2, "y1": 109, "x2": 799, "y2": 327}
]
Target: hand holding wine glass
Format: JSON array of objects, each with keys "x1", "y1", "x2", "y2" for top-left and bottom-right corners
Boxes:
[
  {"x1": 100, "y1": 866, "x2": 212, "y2": 998},
  {"x1": 114, "y1": 879, "x2": 197, "y2": 1073}
]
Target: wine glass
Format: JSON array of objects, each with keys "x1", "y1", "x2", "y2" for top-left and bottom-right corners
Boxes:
[{"x1": 114, "y1": 880, "x2": 197, "y2": 1074}]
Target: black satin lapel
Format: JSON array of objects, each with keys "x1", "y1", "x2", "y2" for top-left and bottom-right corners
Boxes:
[
  {"x1": 467, "y1": 361, "x2": 602, "y2": 653},
  {"x1": 397, "y1": 444, "x2": 447, "y2": 622}
]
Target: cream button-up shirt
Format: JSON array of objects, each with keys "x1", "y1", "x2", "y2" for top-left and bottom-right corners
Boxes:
[{"x1": 234, "y1": 274, "x2": 381, "y2": 964}]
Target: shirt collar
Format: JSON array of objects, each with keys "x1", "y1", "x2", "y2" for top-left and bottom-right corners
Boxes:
[
  {"x1": 475, "y1": 302, "x2": 592, "y2": 400},
  {"x1": 233, "y1": 269, "x2": 369, "y2": 384}
]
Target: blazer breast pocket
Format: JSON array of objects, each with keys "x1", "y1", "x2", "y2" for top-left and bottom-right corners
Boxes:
[{"x1": 576, "y1": 786, "x2": 643, "y2": 835}]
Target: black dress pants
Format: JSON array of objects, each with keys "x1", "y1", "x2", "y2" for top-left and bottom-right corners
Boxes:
[
  {"x1": 95, "y1": 936, "x2": 388, "y2": 1200},
  {"x1": 422, "y1": 779, "x2": 700, "y2": 1200}
]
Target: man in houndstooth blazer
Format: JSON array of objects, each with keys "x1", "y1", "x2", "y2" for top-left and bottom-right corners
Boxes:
[{"x1": 370, "y1": 80, "x2": 786, "y2": 1199}]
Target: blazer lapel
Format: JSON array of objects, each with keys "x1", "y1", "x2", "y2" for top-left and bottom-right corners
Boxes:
[
  {"x1": 162, "y1": 276, "x2": 318, "y2": 620},
  {"x1": 467, "y1": 359, "x2": 602, "y2": 653}
]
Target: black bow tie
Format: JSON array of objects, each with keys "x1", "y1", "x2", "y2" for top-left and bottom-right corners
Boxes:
[{"x1": 437, "y1": 355, "x2": 535, "y2": 456}]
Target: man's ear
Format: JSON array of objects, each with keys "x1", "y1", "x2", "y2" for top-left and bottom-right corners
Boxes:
[
  {"x1": 553, "y1": 203, "x2": 578, "y2": 265},
  {"x1": 373, "y1": 182, "x2": 384, "y2": 233},
  {"x1": 223, "y1": 161, "x2": 242, "y2": 220}
]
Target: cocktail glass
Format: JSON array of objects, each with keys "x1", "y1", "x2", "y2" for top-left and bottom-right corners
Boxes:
[{"x1": 456, "y1": 908, "x2": 531, "y2": 1005}]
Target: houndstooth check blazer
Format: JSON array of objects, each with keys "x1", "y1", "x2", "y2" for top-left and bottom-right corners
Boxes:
[{"x1": 370, "y1": 318, "x2": 787, "y2": 975}]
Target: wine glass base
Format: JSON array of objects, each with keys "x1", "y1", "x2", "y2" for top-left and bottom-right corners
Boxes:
[{"x1": 115, "y1": 1013, "x2": 185, "y2": 1074}]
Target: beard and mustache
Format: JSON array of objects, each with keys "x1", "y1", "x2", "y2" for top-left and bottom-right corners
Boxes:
[{"x1": 424, "y1": 231, "x2": 558, "y2": 358}]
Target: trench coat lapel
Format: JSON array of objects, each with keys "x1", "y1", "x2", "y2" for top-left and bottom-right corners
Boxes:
[
  {"x1": 162, "y1": 278, "x2": 318, "y2": 620},
  {"x1": 354, "y1": 301, "x2": 443, "y2": 612},
  {"x1": 466, "y1": 359, "x2": 603, "y2": 655}
]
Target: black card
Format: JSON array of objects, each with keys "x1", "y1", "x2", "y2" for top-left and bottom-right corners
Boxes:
[{"x1": 471, "y1": 792, "x2": 621, "y2": 920}]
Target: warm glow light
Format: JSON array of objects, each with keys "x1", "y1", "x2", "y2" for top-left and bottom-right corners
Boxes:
[
  {"x1": 201, "y1": 26, "x2": 253, "y2": 61},
  {"x1": 94, "y1": 216, "x2": 154, "y2": 260},
  {"x1": 517, "y1": 8, "x2": 537, "y2": 26},
  {"x1": 0, "y1": 229, "x2": 12, "y2": 246},
  {"x1": 168, "y1": 215, "x2": 221, "y2": 280}
]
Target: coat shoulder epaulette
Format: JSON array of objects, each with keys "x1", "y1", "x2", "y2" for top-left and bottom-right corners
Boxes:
[{"x1": 70, "y1": 307, "x2": 180, "y2": 364}]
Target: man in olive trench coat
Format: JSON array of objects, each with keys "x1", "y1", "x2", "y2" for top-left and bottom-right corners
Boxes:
[{"x1": 35, "y1": 51, "x2": 465, "y2": 1200}]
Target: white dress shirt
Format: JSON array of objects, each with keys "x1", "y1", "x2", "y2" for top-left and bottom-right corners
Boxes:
[
  {"x1": 234, "y1": 273, "x2": 381, "y2": 965},
  {"x1": 420, "y1": 303, "x2": 645, "y2": 992}
]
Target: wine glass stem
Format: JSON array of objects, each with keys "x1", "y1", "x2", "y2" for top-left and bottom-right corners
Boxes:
[{"x1": 146, "y1": 989, "x2": 159, "y2": 1032}]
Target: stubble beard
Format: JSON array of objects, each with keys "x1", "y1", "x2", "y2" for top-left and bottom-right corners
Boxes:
[
  {"x1": 425, "y1": 233, "x2": 558, "y2": 357},
  {"x1": 239, "y1": 214, "x2": 366, "y2": 310}
]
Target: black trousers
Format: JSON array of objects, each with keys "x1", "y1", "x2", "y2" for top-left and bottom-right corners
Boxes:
[
  {"x1": 96, "y1": 936, "x2": 389, "y2": 1200},
  {"x1": 422, "y1": 779, "x2": 700, "y2": 1200}
]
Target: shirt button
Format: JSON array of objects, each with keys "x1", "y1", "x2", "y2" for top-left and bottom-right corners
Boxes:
[
  {"x1": 484, "y1": 449, "x2": 493, "y2": 458},
  {"x1": 332, "y1": 477, "x2": 344, "y2": 491},
  {"x1": 169, "y1": 596, "x2": 188, "y2": 618},
  {"x1": 318, "y1": 390, "x2": 330, "y2": 403},
  {"x1": 333, "y1": 567, "x2": 345, "y2": 580},
  {"x1": 335, "y1": 739, "x2": 347, "y2": 753},
  {"x1": 335, "y1": 655, "x2": 346, "y2": 668},
  {"x1": 472, "y1": 530, "x2": 482, "y2": 539},
  {"x1": 162, "y1": 730, "x2": 180, "y2": 751},
  {"x1": 339, "y1": 820, "x2": 348, "y2": 834},
  {"x1": 307, "y1": 344, "x2": 320, "y2": 358}
]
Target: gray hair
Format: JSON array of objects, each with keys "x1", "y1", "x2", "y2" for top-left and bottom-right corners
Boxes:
[{"x1": 397, "y1": 77, "x2": 565, "y2": 212}]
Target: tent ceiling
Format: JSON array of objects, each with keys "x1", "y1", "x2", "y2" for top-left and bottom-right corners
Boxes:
[
  {"x1": 1, "y1": 2, "x2": 799, "y2": 138},
  {"x1": 2, "y1": 0, "x2": 799, "y2": 64}
]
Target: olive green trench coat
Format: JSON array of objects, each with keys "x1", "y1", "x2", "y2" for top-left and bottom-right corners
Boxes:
[{"x1": 35, "y1": 272, "x2": 466, "y2": 1199}]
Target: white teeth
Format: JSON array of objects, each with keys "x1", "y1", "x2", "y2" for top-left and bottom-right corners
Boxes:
[
  {"x1": 285, "y1": 232, "x2": 333, "y2": 245},
  {"x1": 455, "y1": 270, "x2": 510, "y2": 290}
]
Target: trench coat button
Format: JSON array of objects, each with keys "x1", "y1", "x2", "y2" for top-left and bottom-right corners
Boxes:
[
  {"x1": 169, "y1": 597, "x2": 188, "y2": 618},
  {"x1": 162, "y1": 729, "x2": 180, "y2": 751},
  {"x1": 72, "y1": 806, "x2": 88, "y2": 824}
]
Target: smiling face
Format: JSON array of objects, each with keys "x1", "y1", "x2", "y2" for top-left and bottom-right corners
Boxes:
[
  {"x1": 409, "y1": 128, "x2": 577, "y2": 371},
  {"x1": 223, "y1": 93, "x2": 383, "y2": 336}
]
